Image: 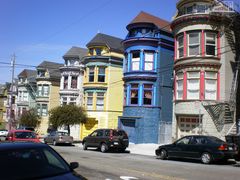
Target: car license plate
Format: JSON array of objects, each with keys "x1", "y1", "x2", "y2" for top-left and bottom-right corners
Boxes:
[
  {"x1": 229, "y1": 147, "x2": 233, "y2": 150},
  {"x1": 114, "y1": 142, "x2": 119, "y2": 145}
]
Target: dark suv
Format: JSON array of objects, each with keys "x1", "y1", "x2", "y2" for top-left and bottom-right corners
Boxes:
[{"x1": 82, "y1": 129, "x2": 129, "y2": 153}]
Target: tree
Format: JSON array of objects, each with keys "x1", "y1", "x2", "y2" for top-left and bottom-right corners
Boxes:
[
  {"x1": 19, "y1": 108, "x2": 41, "y2": 129},
  {"x1": 49, "y1": 105, "x2": 87, "y2": 134}
]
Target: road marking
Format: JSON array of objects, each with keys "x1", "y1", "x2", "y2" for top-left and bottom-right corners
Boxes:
[{"x1": 120, "y1": 176, "x2": 139, "y2": 180}]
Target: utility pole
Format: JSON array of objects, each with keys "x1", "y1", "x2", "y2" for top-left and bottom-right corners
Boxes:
[{"x1": 9, "y1": 53, "x2": 16, "y2": 130}]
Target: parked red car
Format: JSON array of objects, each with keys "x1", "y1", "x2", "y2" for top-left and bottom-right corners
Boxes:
[{"x1": 6, "y1": 130, "x2": 41, "y2": 143}]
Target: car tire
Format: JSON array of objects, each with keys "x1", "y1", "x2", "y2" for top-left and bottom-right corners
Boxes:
[
  {"x1": 158, "y1": 149, "x2": 168, "y2": 160},
  {"x1": 201, "y1": 152, "x2": 212, "y2": 164},
  {"x1": 100, "y1": 143, "x2": 108, "y2": 153},
  {"x1": 53, "y1": 140, "x2": 57, "y2": 146},
  {"x1": 83, "y1": 142, "x2": 88, "y2": 150}
]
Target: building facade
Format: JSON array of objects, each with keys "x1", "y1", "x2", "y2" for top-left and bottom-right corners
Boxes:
[
  {"x1": 119, "y1": 12, "x2": 174, "y2": 144},
  {"x1": 171, "y1": 0, "x2": 240, "y2": 140},
  {"x1": 0, "y1": 84, "x2": 7, "y2": 129},
  {"x1": 16, "y1": 69, "x2": 37, "y2": 122},
  {"x1": 59, "y1": 46, "x2": 87, "y2": 140},
  {"x1": 36, "y1": 61, "x2": 62, "y2": 135},
  {"x1": 81, "y1": 33, "x2": 124, "y2": 139}
]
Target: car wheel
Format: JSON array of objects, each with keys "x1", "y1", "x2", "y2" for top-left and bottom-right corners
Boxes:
[
  {"x1": 83, "y1": 142, "x2": 88, "y2": 150},
  {"x1": 158, "y1": 149, "x2": 168, "y2": 160},
  {"x1": 53, "y1": 140, "x2": 57, "y2": 146},
  {"x1": 100, "y1": 143, "x2": 108, "y2": 153},
  {"x1": 201, "y1": 152, "x2": 212, "y2": 164}
]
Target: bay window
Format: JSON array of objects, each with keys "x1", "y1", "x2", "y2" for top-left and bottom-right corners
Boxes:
[
  {"x1": 188, "y1": 32, "x2": 200, "y2": 56},
  {"x1": 71, "y1": 76, "x2": 77, "y2": 89},
  {"x1": 98, "y1": 67, "x2": 105, "y2": 82},
  {"x1": 96, "y1": 92, "x2": 104, "y2": 110},
  {"x1": 130, "y1": 84, "x2": 139, "y2": 105},
  {"x1": 144, "y1": 52, "x2": 154, "y2": 71},
  {"x1": 37, "y1": 86, "x2": 43, "y2": 96},
  {"x1": 177, "y1": 35, "x2": 184, "y2": 58},
  {"x1": 205, "y1": 71, "x2": 217, "y2": 100},
  {"x1": 43, "y1": 85, "x2": 49, "y2": 96},
  {"x1": 206, "y1": 32, "x2": 216, "y2": 56},
  {"x1": 176, "y1": 72, "x2": 184, "y2": 99},
  {"x1": 87, "y1": 92, "x2": 93, "y2": 110},
  {"x1": 89, "y1": 67, "x2": 95, "y2": 82},
  {"x1": 131, "y1": 51, "x2": 140, "y2": 71},
  {"x1": 143, "y1": 84, "x2": 153, "y2": 105},
  {"x1": 64, "y1": 76, "x2": 68, "y2": 89},
  {"x1": 187, "y1": 72, "x2": 200, "y2": 99}
]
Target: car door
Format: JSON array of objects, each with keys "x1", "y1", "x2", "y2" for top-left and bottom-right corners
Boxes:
[
  {"x1": 49, "y1": 132, "x2": 56, "y2": 143},
  {"x1": 94, "y1": 130, "x2": 104, "y2": 147},
  {"x1": 187, "y1": 136, "x2": 208, "y2": 159},
  {"x1": 86, "y1": 130, "x2": 98, "y2": 147},
  {"x1": 168, "y1": 136, "x2": 192, "y2": 158}
]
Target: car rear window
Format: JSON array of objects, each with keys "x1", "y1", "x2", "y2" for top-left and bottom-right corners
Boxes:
[
  {"x1": 208, "y1": 136, "x2": 225, "y2": 143},
  {"x1": 112, "y1": 130, "x2": 127, "y2": 137},
  {"x1": 15, "y1": 132, "x2": 36, "y2": 139}
]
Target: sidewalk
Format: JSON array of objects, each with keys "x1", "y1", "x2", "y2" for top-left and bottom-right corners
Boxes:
[{"x1": 74, "y1": 142, "x2": 160, "y2": 156}]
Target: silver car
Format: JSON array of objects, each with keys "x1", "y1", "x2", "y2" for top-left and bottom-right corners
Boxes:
[{"x1": 43, "y1": 131, "x2": 73, "y2": 146}]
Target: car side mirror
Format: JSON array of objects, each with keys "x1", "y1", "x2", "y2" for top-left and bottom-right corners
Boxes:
[{"x1": 70, "y1": 162, "x2": 79, "y2": 170}]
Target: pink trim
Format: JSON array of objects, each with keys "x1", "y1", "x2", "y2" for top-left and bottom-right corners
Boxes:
[
  {"x1": 217, "y1": 72, "x2": 220, "y2": 100},
  {"x1": 173, "y1": 74, "x2": 176, "y2": 100},
  {"x1": 200, "y1": 70, "x2": 205, "y2": 100},
  {"x1": 174, "y1": 37, "x2": 177, "y2": 61},
  {"x1": 217, "y1": 32, "x2": 221, "y2": 59},
  {"x1": 183, "y1": 71, "x2": 187, "y2": 100},
  {"x1": 184, "y1": 32, "x2": 187, "y2": 57},
  {"x1": 201, "y1": 30, "x2": 205, "y2": 56}
]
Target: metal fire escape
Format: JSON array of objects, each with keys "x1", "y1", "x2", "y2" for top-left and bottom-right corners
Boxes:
[{"x1": 202, "y1": 0, "x2": 240, "y2": 136}]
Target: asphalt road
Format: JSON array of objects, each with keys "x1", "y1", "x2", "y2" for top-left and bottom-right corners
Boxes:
[{"x1": 52, "y1": 145, "x2": 240, "y2": 180}]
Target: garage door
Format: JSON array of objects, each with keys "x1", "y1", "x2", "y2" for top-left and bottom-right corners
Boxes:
[
  {"x1": 81, "y1": 118, "x2": 98, "y2": 140},
  {"x1": 177, "y1": 116, "x2": 201, "y2": 138}
]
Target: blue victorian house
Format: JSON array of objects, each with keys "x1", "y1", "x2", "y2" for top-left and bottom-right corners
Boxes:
[{"x1": 119, "y1": 11, "x2": 174, "y2": 144}]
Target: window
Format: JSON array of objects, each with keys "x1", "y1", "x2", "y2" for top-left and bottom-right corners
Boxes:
[
  {"x1": 187, "y1": 72, "x2": 200, "y2": 99},
  {"x1": 69, "y1": 97, "x2": 76, "y2": 105},
  {"x1": 96, "y1": 92, "x2": 104, "y2": 110},
  {"x1": 186, "y1": 6, "x2": 193, "y2": 14},
  {"x1": 89, "y1": 48, "x2": 94, "y2": 55},
  {"x1": 38, "y1": 86, "x2": 43, "y2": 96},
  {"x1": 144, "y1": 52, "x2": 154, "y2": 71},
  {"x1": 37, "y1": 104, "x2": 41, "y2": 116},
  {"x1": 188, "y1": 32, "x2": 200, "y2": 56},
  {"x1": 143, "y1": 84, "x2": 153, "y2": 105},
  {"x1": 71, "y1": 76, "x2": 77, "y2": 89},
  {"x1": 178, "y1": 35, "x2": 184, "y2": 58},
  {"x1": 205, "y1": 71, "x2": 217, "y2": 100},
  {"x1": 43, "y1": 85, "x2": 49, "y2": 96},
  {"x1": 64, "y1": 76, "x2": 68, "y2": 89},
  {"x1": 23, "y1": 92, "x2": 28, "y2": 101},
  {"x1": 98, "y1": 67, "x2": 105, "y2": 82},
  {"x1": 42, "y1": 104, "x2": 48, "y2": 116},
  {"x1": 176, "y1": 72, "x2": 183, "y2": 99},
  {"x1": 206, "y1": 33, "x2": 216, "y2": 56},
  {"x1": 89, "y1": 67, "x2": 94, "y2": 82},
  {"x1": 95, "y1": 48, "x2": 102, "y2": 56},
  {"x1": 130, "y1": 84, "x2": 138, "y2": 105},
  {"x1": 131, "y1": 51, "x2": 140, "y2": 71},
  {"x1": 62, "y1": 97, "x2": 67, "y2": 105},
  {"x1": 87, "y1": 92, "x2": 93, "y2": 110}
]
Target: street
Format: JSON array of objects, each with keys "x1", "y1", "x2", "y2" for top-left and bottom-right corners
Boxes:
[{"x1": 53, "y1": 145, "x2": 240, "y2": 180}]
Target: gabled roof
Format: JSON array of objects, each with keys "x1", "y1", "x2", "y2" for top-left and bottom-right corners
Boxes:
[
  {"x1": 127, "y1": 11, "x2": 171, "y2": 32},
  {"x1": 37, "y1": 61, "x2": 63, "y2": 79},
  {"x1": 86, "y1": 33, "x2": 124, "y2": 53},
  {"x1": 63, "y1": 46, "x2": 88, "y2": 60},
  {"x1": 18, "y1": 69, "x2": 37, "y2": 78}
]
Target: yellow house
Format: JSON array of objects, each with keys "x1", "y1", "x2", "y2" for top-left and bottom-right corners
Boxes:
[
  {"x1": 35, "y1": 61, "x2": 62, "y2": 135},
  {"x1": 81, "y1": 33, "x2": 124, "y2": 139}
]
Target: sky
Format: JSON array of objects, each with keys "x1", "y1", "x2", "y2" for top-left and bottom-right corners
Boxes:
[{"x1": 0, "y1": 0, "x2": 178, "y2": 84}]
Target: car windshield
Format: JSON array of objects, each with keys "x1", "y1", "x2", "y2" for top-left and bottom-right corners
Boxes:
[
  {"x1": 15, "y1": 132, "x2": 37, "y2": 139},
  {"x1": 57, "y1": 132, "x2": 69, "y2": 136},
  {"x1": 0, "y1": 146, "x2": 71, "y2": 179}
]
